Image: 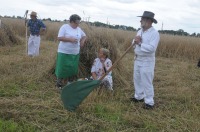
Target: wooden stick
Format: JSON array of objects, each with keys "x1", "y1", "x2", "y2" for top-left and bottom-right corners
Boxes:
[
  {"x1": 24, "y1": 10, "x2": 28, "y2": 55},
  {"x1": 99, "y1": 43, "x2": 135, "y2": 81}
]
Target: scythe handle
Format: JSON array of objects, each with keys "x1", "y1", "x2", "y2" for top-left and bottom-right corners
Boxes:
[
  {"x1": 24, "y1": 10, "x2": 28, "y2": 25},
  {"x1": 99, "y1": 43, "x2": 136, "y2": 81},
  {"x1": 24, "y1": 10, "x2": 29, "y2": 54}
]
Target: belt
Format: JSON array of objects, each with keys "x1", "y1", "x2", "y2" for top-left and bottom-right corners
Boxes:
[
  {"x1": 135, "y1": 54, "x2": 154, "y2": 57},
  {"x1": 31, "y1": 34, "x2": 39, "y2": 36},
  {"x1": 134, "y1": 54, "x2": 154, "y2": 60}
]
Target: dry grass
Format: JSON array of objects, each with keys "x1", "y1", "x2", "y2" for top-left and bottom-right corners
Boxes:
[
  {"x1": 0, "y1": 18, "x2": 200, "y2": 131},
  {"x1": 157, "y1": 34, "x2": 200, "y2": 60},
  {"x1": 0, "y1": 19, "x2": 22, "y2": 46}
]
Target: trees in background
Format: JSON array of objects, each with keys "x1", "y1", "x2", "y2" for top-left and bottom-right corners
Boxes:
[
  {"x1": 1, "y1": 15, "x2": 199, "y2": 37},
  {"x1": 159, "y1": 29, "x2": 199, "y2": 37}
]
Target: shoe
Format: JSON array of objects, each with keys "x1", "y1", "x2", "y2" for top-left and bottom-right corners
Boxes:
[
  {"x1": 108, "y1": 87, "x2": 113, "y2": 91},
  {"x1": 57, "y1": 86, "x2": 62, "y2": 90},
  {"x1": 130, "y1": 97, "x2": 144, "y2": 103},
  {"x1": 143, "y1": 104, "x2": 154, "y2": 110},
  {"x1": 56, "y1": 81, "x2": 63, "y2": 90},
  {"x1": 56, "y1": 85, "x2": 62, "y2": 90}
]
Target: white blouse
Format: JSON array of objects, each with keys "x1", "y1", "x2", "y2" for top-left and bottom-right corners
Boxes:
[
  {"x1": 91, "y1": 58, "x2": 112, "y2": 79},
  {"x1": 57, "y1": 24, "x2": 86, "y2": 54}
]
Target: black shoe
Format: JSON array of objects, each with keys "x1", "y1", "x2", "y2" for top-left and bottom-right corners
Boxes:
[
  {"x1": 143, "y1": 104, "x2": 154, "y2": 110},
  {"x1": 130, "y1": 97, "x2": 144, "y2": 103},
  {"x1": 56, "y1": 81, "x2": 63, "y2": 90}
]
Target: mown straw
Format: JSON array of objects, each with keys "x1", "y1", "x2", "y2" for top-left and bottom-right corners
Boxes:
[{"x1": 0, "y1": 21, "x2": 21, "y2": 46}]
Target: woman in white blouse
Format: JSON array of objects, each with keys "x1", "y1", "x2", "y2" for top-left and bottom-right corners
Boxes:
[
  {"x1": 91, "y1": 48, "x2": 113, "y2": 90},
  {"x1": 55, "y1": 14, "x2": 87, "y2": 89}
]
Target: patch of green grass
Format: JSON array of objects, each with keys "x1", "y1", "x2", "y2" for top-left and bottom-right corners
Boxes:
[
  {"x1": 94, "y1": 104, "x2": 122, "y2": 123},
  {"x1": 143, "y1": 120, "x2": 159, "y2": 131},
  {"x1": 0, "y1": 119, "x2": 38, "y2": 132},
  {"x1": 1, "y1": 21, "x2": 200, "y2": 131},
  {"x1": 0, "y1": 83, "x2": 20, "y2": 97}
]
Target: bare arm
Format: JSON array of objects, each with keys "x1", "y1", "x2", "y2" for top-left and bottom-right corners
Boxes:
[
  {"x1": 91, "y1": 72, "x2": 97, "y2": 80},
  {"x1": 80, "y1": 36, "x2": 87, "y2": 47},
  {"x1": 57, "y1": 37, "x2": 78, "y2": 43}
]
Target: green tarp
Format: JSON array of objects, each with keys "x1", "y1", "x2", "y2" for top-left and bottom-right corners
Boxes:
[{"x1": 61, "y1": 80, "x2": 101, "y2": 111}]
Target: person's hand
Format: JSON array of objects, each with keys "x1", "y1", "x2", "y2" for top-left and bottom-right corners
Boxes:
[
  {"x1": 132, "y1": 39, "x2": 135, "y2": 44},
  {"x1": 39, "y1": 28, "x2": 46, "y2": 35},
  {"x1": 134, "y1": 36, "x2": 142, "y2": 46},
  {"x1": 70, "y1": 38, "x2": 78, "y2": 44},
  {"x1": 41, "y1": 28, "x2": 46, "y2": 32}
]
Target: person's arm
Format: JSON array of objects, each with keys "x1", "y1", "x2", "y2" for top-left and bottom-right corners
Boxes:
[
  {"x1": 91, "y1": 72, "x2": 97, "y2": 80},
  {"x1": 57, "y1": 37, "x2": 78, "y2": 43},
  {"x1": 80, "y1": 29, "x2": 87, "y2": 47},
  {"x1": 91, "y1": 58, "x2": 98, "y2": 80},
  {"x1": 80, "y1": 36, "x2": 87, "y2": 47},
  {"x1": 39, "y1": 28, "x2": 46, "y2": 35},
  {"x1": 39, "y1": 20, "x2": 46, "y2": 35},
  {"x1": 140, "y1": 31, "x2": 160, "y2": 53}
]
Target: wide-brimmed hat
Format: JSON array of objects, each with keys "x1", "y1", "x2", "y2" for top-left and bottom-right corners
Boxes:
[
  {"x1": 30, "y1": 11, "x2": 37, "y2": 17},
  {"x1": 137, "y1": 11, "x2": 157, "y2": 24}
]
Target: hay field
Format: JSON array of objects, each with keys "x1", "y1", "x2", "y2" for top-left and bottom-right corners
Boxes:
[{"x1": 0, "y1": 18, "x2": 200, "y2": 131}]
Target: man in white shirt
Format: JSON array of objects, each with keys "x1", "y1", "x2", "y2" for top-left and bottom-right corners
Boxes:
[
  {"x1": 27, "y1": 11, "x2": 46, "y2": 57},
  {"x1": 130, "y1": 11, "x2": 160, "y2": 109}
]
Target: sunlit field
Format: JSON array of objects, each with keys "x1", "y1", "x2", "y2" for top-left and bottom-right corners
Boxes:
[{"x1": 0, "y1": 18, "x2": 200, "y2": 131}]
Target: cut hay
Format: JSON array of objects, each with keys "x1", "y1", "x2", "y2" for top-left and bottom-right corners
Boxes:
[
  {"x1": 0, "y1": 20, "x2": 21, "y2": 46},
  {"x1": 50, "y1": 24, "x2": 134, "y2": 88}
]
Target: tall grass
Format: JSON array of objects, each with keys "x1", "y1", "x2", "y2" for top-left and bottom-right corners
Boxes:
[
  {"x1": 0, "y1": 18, "x2": 200, "y2": 131},
  {"x1": 2, "y1": 18, "x2": 200, "y2": 61},
  {"x1": 157, "y1": 34, "x2": 200, "y2": 61}
]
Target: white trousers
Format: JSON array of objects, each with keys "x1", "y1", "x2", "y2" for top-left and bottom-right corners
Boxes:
[
  {"x1": 133, "y1": 60, "x2": 155, "y2": 105},
  {"x1": 28, "y1": 35, "x2": 41, "y2": 56}
]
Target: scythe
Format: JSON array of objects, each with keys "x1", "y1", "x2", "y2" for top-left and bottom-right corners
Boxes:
[{"x1": 24, "y1": 10, "x2": 29, "y2": 54}]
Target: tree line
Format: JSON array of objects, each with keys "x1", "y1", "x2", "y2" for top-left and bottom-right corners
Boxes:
[{"x1": 1, "y1": 15, "x2": 199, "y2": 37}]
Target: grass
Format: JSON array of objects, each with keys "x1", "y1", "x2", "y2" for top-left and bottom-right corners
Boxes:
[
  {"x1": 1, "y1": 18, "x2": 200, "y2": 131},
  {"x1": 0, "y1": 119, "x2": 38, "y2": 132},
  {"x1": 1, "y1": 41, "x2": 200, "y2": 131}
]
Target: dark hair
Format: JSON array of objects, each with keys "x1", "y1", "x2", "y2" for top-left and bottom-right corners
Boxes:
[{"x1": 69, "y1": 14, "x2": 81, "y2": 23}]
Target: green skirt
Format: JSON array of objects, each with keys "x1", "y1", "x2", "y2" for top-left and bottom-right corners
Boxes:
[{"x1": 55, "y1": 52, "x2": 80, "y2": 79}]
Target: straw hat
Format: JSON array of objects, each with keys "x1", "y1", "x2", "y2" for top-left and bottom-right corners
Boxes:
[{"x1": 30, "y1": 11, "x2": 37, "y2": 17}]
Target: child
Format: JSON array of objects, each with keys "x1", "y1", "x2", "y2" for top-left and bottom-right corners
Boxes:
[{"x1": 91, "y1": 48, "x2": 113, "y2": 90}]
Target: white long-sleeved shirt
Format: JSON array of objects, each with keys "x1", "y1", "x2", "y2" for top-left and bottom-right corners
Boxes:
[{"x1": 134, "y1": 27, "x2": 160, "y2": 61}]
